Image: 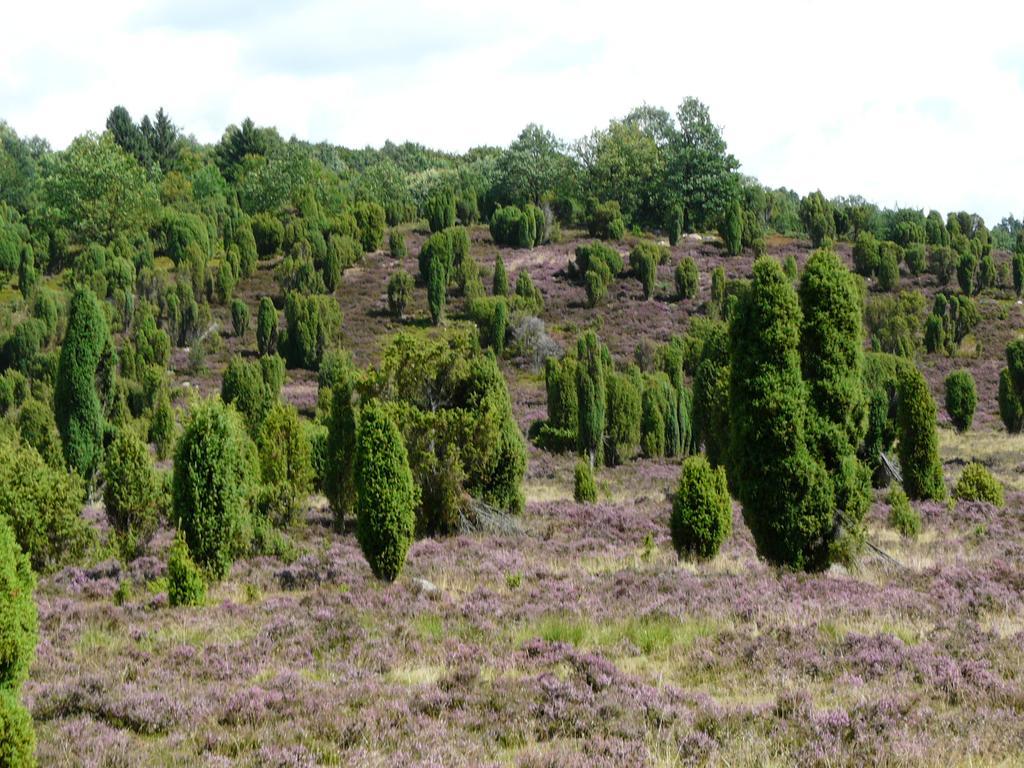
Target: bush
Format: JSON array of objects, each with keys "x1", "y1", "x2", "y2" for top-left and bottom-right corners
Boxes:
[
  {"x1": 149, "y1": 389, "x2": 176, "y2": 460},
  {"x1": 929, "y1": 246, "x2": 957, "y2": 285},
  {"x1": 257, "y1": 403, "x2": 313, "y2": 526},
  {"x1": 720, "y1": 200, "x2": 743, "y2": 256},
  {"x1": 574, "y1": 242, "x2": 623, "y2": 278},
  {"x1": 671, "y1": 455, "x2": 731, "y2": 559},
  {"x1": 877, "y1": 247, "x2": 899, "y2": 291},
  {"x1": 427, "y1": 254, "x2": 446, "y2": 325},
  {"x1": 896, "y1": 367, "x2": 945, "y2": 500},
  {"x1": 102, "y1": 428, "x2": 160, "y2": 557},
  {"x1": 172, "y1": 399, "x2": 256, "y2": 579},
  {"x1": 692, "y1": 321, "x2": 730, "y2": 467},
  {"x1": 389, "y1": 230, "x2": 406, "y2": 260},
  {"x1": 490, "y1": 205, "x2": 533, "y2": 248},
  {"x1": 230, "y1": 299, "x2": 249, "y2": 338},
  {"x1": 604, "y1": 368, "x2": 642, "y2": 466},
  {"x1": 887, "y1": 488, "x2": 921, "y2": 539},
  {"x1": 953, "y1": 462, "x2": 1004, "y2": 507},
  {"x1": 282, "y1": 292, "x2": 342, "y2": 369},
  {"x1": 783, "y1": 254, "x2": 798, "y2": 281},
  {"x1": 0, "y1": 689, "x2": 35, "y2": 768},
  {"x1": 54, "y1": 288, "x2": 109, "y2": 481},
  {"x1": 665, "y1": 204, "x2": 684, "y2": 246},
  {"x1": 0, "y1": 518, "x2": 36, "y2": 690},
  {"x1": 944, "y1": 370, "x2": 976, "y2": 432},
  {"x1": 353, "y1": 201, "x2": 386, "y2": 253},
  {"x1": 587, "y1": 200, "x2": 625, "y2": 240},
  {"x1": 904, "y1": 243, "x2": 926, "y2": 276},
  {"x1": 256, "y1": 297, "x2": 278, "y2": 356},
  {"x1": 221, "y1": 355, "x2": 272, "y2": 429},
  {"x1": 514, "y1": 269, "x2": 543, "y2": 312},
  {"x1": 575, "y1": 331, "x2": 606, "y2": 466},
  {"x1": 15, "y1": 398, "x2": 62, "y2": 469},
  {"x1": 251, "y1": 212, "x2": 284, "y2": 257},
  {"x1": 0, "y1": 434, "x2": 90, "y2": 572},
  {"x1": 355, "y1": 401, "x2": 417, "y2": 582},
  {"x1": 573, "y1": 460, "x2": 596, "y2": 503},
  {"x1": 493, "y1": 252, "x2": 508, "y2": 296},
  {"x1": 852, "y1": 232, "x2": 880, "y2": 277},
  {"x1": 424, "y1": 189, "x2": 456, "y2": 233},
  {"x1": 167, "y1": 534, "x2": 206, "y2": 607},
  {"x1": 674, "y1": 257, "x2": 698, "y2": 300},
  {"x1": 799, "y1": 191, "x2": 835, "y2": 248},
  {"x1": 387, "y1": 270, "x2": 413, "y2": 319},
  {"x1": 630, "y1": 242, "x2": 659, "y2": 299},
  {"x1": 324, "y1": 358, "x2": 359, "y2": 528},
  {"x1": 957, "y1": 251, "x2": 977, "y2": 295}
]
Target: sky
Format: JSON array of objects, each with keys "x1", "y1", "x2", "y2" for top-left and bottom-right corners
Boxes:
[{"x1": 2, "y1": 0, "x2": 1024, "y2": 223}]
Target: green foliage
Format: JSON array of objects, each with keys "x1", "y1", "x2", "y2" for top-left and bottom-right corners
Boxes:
[
  {"x1": 102, "y1": 428, "x2": 160, "y2": 558},
  {"x1": 418, "y1": 229, "x2": 454, "y2": 284},
  {"x1": 230, "y1": 299, "x2": 249, "y2": 338},
  {"x1": 490, "y1": 205, "x2": 535, "y2": 248},
  {"x1": 545, "y1": 354, "x2": 578, "y2": 434},
  {"x1": 671, "y1": 455, "x2": 731, "y2": 560},
  {"x1": 16, "y1": 247, "x2": 35, "y2": 301},
  {"x1": 709, "y1": 266, "x2": 726, "y2": 319},
  {"x1": 665, "y1": 204, "x2": 684, "y2": 245},
  {"x1": 256, "y1": 297, "x2": 278, "y2": 356},
  {"x1": 1013, "y1": 252, "x2": 1024, "y2": 296},
  {"x1": 957, "y1": 251, "x2": 977, "y2": 295},
  {"x1": 251, "y1": 212, "x2": 284, "y2": 257},
  {"x1": 604, "y1": 367, "x2": 642, "y2": 466},
  {"x1": 630, "y1": 242, "x2": 659, "y2": 299},
  {"x1": 389, "y1": 230, "x2": 406, "y2": 260},
  {"x1": 929, "y1": 246, "x2": 957, "y2": 285},
  {"x1": 863, "y1": 291, "x2": 925, "y2": 357},
  {"x1": 257, "y1": 403, "x2": 313, "y2": 526},
  {"x1": 0, "y1": 689, "x2": 35, "y2": 768},
  {"x1": 324, "y1": 357, "x2": 359, "y2": 528},
  {"x1": 782, "y1": 254, "x2": 798, "y2": 281},
  {"x1": 0, "y1": 518, "x2": 36, "y2": 691},
  {"x1": 575, "y1": 242, "x2": 624, "y2": 278},
  {"x1": 167, "y1": 533, "x2": 206, "y2": 607},
  {"x1": 282, "y1": 292, "x2": 342, "y2": 369},
  {"x1": 999, "y1": 367, "x2": 1024, "y2": 433},
  {"x1": 355, "y1": 401, "x2": 417, "y2": 582},
  {"x1": 720, "y1": 200, "x2": 743, "y2": 256},
  {"x1": 799, "y1": 191, "x2": 835, "y2": 248},
  {"x1": 575, "y1": 331, "x2": 606, "y2": 466},
  {"x1": 387, "y1": 269, "x2": 413, "y2": 319},
  {"x1": 54, "y1": 288, "x2": 109, "y2": 482},
  {"x1": 953, "y1": 462, "x2": 1004, "y2": 507},
  {"x1": 149, "y1": 388, "x2": 176, "y2": 461},
  {"x1": 514, "y1": 269, "x2": 543, "y2": 312},
  {"x1": 493, "y1": 252, "x2": 509, "y2": 296},
  {"x1": 692, "y1": 320, "x2": 730, "y2": 467},
  {"x1": 674, "y1": 257, "x2": 698, "y2": 300},
  {"x1": 896, "y1": 366, "x2": 945, "y2": 501},
  {"x1": 353, "y1": 200, "x2": 386, "y2": 252},
  {"x1": 0, "y1": 433, "x2": 90, "y2": 572},
  {"x1": 730, "y1": 258, "x2": 834, "y2": 571},
  {"x1": 876, "y1": 246, "x2": 899, "y2": 291},
  {"x1": 944, "y1": 370, "x2": 976, "y2": 432},
  {"x1": 15, "y1": 399, "x2": 62, "y2": 469},
  {"x1": 427, "y1": 253, "x2": 446, "y2": 325},
  {"x1": 424, "y1": 188, "x2": 456, "y2": 233},
  {"x1": 887, "y1": 488, "x2": 920, "y2": 539},
  {"x1": 904, "y1": 243, "x2": 926, "y2": 276},
  {"x1": 573, "y1": 460, "x2": 597, "y2": 503},
  {"x1": 587, "y1": 200, "x2": 625, "y2": 241},
  {"x1": 172, "y1": 399, "x2": 256, "y2": 579},
  {"x1": 221, "y1": 355, "x2": 272, "y2": 429}
]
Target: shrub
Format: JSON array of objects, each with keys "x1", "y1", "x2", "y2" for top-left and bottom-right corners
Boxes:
[
  {"x1": 799, "y1": 191, "x2": 835, "y2": 248},
  {"x1": 783, "y1": 254, "x2": 798, "y2": 281},
  {"x1": 575, "y1": 332, "x2": 606, "y2": 466},
  {"x1": 514, "y1": 269, "x2": 543, "y2": 312},
  {"x1": 957, "y1": 251, "x2": 977, "y2": 295},
  {"x1": 172, "y1": 399, "x2": 256, "y2": 579},
  {"x1": 573, "y1": 460, "x2": 597, "y2": 503},
  {"x1": 102, "y1": 428, "x2": 160, "y2": 557},
  {"x1": 230, "y1": 299, "x2": 249, "y2": 338},
  {"x1": 257, "y1": 403, "x2": 313, "y2": 526},
  {"x1": 904, "y1": 243, "x2": 926, "y2": 276},
  {"x1": 251, "y1": 212, "x2": 284, "y2": 257},
  {"x1": 877, "y1": 247, "x2": 899, "y2": 291},
  {"x1": 0, "y1": 689, "x2": 35, "y2": 767},
  {"x1": 15, "y1": 398, "x2": 62, "y2": 469},
  {"x1": 149, "y1": 389, "x2": 176, "y2": 460},
  {"x1": 604, "y1": 368, "x2": 642, "y2": 466},
  {"x1": 0, "y1": 433, "x2": 90, "y2": 572},
  {"x1": 353, "y1": 201, "x2": 386, "y2": 252},
  {"x1": 852, "y1": 232, "x2": 880, "y2": 277},
  {"x1": 17, "y1": 247, "x2": 36, "y2": 301},
  {"x1": 389, "y1": 230, "x2": 406, "y2": 259},
  {"x1": 387, "y1": 270, "x2": 413, "y2": 319},
  {"x1": 929, "y1": 246, "x2": 957, "y2": 285},
  {"x1": 587, "y1": 200, "x2": 625, "y2": 241},
  {"x1": 671, "y1": 455, "x2": 731, "y2": 559},
  {"x1": 418, "y1": 229, "x2": 454, "y2": 284},
  {"x1": 490, "y1": 205, "x2": 533, "y2": 248},
  {"x1": 575, "y1": 242, "x2": 623, "y2": 278},
  {"x1": 953, "y1": 462, "x2": 1003, "y2": 506},
  {"x1": 665, "y1": 204, "x2": 684, "y2": 246},
  {"x1": 54, "y1": 288, "x2": 109, "y2": 481},
  {"x1": 720, "y1": 200, "x2": 743, "y2": 256},
  {"x1": 167, "y1": 534, "x2": 206, "y2": 607},
  {"x1": 324, "y1": 358, "x2": 359, "y2": 528},
  {"x1": 256, "y1": 297, "x2": 278, "y2": 356},
  {"x1": 221, "y1": 355, "x2": 272, "y2": 429},
  {"x1": 493, "y1": 252, "x2": 509, "y2": 296},
  {"x1": 427, "y1": 254, "x2": 446, "y2": 325},
  {"x1": 424, "y1": 189, "x2": 456, "y2": 233},
  {"x1": 355, "y1": 401, "x2": 417, "y2": 582},
  {"x1": 896, "y1": 367, "x2": 945, "y2": 500},
  {"x1": 887, "y1": 488, "x2": 921, "y2": 539},
  {"x1": 282, "y1": 292, "x2": 342, "y2": 369},
  {"x1": 693, "y1": 321, "x2": 730, "y2": 467},
  {"x1": 630, "y1": 242, "x2": 658, "y2": 299},
  {"x1": 0, "y1": 518, "x2": 36, "y2": 690},
  {"x1": 944, "y1": 370, "x2": 976, "y2": 432},
  {"x1": 1013, "y1": 252, "x2": 1024, "y2": 296},
  {"x1": 674, "y1": 257, "x2": 698, "y2": 300}
]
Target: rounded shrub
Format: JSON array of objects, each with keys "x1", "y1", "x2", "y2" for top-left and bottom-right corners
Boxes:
[
  {"x1": 630, "y1": 242, "x2": 658, "y2": 300},
  {"x1": 167, "y1": 533, "x2": 206, "y2": 607},
  {"x1": 904, "y1": 243, "x2": 926, "y2": 276},
  {"x1": 355, "y1": 401, "x2": 418, "y2": 582},
  {"x1": 0, "y1": 689, "x2": 35, "y2": 768},
  {"x1": 102, "y1": 428, "x2": 160, "y2": 557},
  {"x1": 221, "y1": 355, "x2": 271, "y2": 429},
  {"x1": 573, "y1": 459, "x2": 597, "y2": 503},
  {"x1": 425, "y1": 189, "x2": 456, "y2": 233},
  {"x1": 387, "y1": 270, "x2": 413, "y2": 319},
  {"x1": 282, "y1": 292, "x2": 342, "y2": 370},
  {"x1": 954, "y1": 462, "x2": 1004, "y2": 507},
  {"x1": 852, "y1": 232, "x2": 880, "y2": 277},
  {"x1": 665, "y1": 204, "x2": 684, "y2": 246},
  {"x1": 783, "y1": 254, "x2": 798, "y2": 281},
  {"x1": 0, "y1": 519, "x2": 36, "y2": 690},
  {"x1": 230, "y1": 299, "x2": 249, "y2": 338},
  {"x1": 671, "y1": 455, "x2": 731, "y2": 560},
  {"x1": 887, "y1": 488, "x2": 921, "y2": 539},
  {"x1": 149, "y1": 389, "x2": 176, "y2": 461},
  {"x1": 389, "y1": 230, "x2": 407, "y2": 260},
  {"x1": 251, "y1": 213, "x2": 284, "y2": 258},
  {"x1": 675, "y1": 257, "x2": 698, "y2": 300},
  {"x1": 877, "y1": 248, "x2": 899, "y2": 291},
  {"x1": 353, "y1": 201, "x2": 386, "y2": 253},
  {"x1": 256, "y1": 297, "x2": 278, "y2": 356},
  {"x1": 172, "y1": 399, "x2": 256, "y2": 579},
  {"x1": 587, "y1": 200, "x2": 625, "y2": 241},
  {"x1": 944, "y1": 370, "x2": 976, "y2": 433}
]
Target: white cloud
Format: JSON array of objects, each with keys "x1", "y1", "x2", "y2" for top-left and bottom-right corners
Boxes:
[{"x1": 2, "y1": 0, "x2": 1023, "y2": 221}]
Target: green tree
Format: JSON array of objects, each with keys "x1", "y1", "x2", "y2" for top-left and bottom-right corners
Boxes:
[
  {"x1": 256, "y1": 296, "x2": 278, "y2": 356},
  {"x1": 355, "y1": 401, "x2": 418, "y2": 582},
  {"x1": 730, "y1": 258, "x2": 834, "y2": 570},
  {"x1": 172, "y1": 399, "x2": 256, "y2": 578},
  {"x1": 257, "y1": 402, "x2": 313, "y2": 525},
  {"x1": 389, "y1": 230, "x2": 407, "y2": 259},
  {"x1": 671, "y1": 455, "x2": 731, "y2": 559},
  {"x1": 387, "y1": 269, "x2": 413, "y2": 319},
  {"x1": 325, "y1": 358, "x2": 359, "y2": 529},
  {"x1": 944, "y1": 370, "x2": 976, "y2": 433},
  {"x1": 667, "y1": 98, "x2": 739, "y2": 230},
  {"x1": 54, "y1": 288, "x2": 109, "y2": 481},
  {"x1": 427, "y1": 255, "x2": 446, "y2": 325},
  {"x1": 675, "y1": 257, "x2": 698, "y2": 300},
  {"x1": 353, "y1": 201, "x2": 386, "y2": 252},
  {"x1": 895, "y1": 366, "x2": 945, "y2": 500},
  {"x1": 692, "y1": 321, "x2": 730, "y2": 467},
  {"x1": 282, "y1": 292, "x2": 342, "y2": 369},
  {"x1": 720, "y1": 200, "x2": 743, "y2": 255},
  {"x1": 102, "y1": 428, "x2": 160, "y2": 557},
  {"x1": 575, "y1": 331, "x2": 606, "y2": 466},
  {"x1": 167, "y1": 533, "x2": 206, "y2": 607},
  {"x1": 16, "y1": 246, "x2": 35, "y2": 301},
  {"x1": 0, "y1": 517, "x2": 36, "y2": 690},
  {"x1": 852, "y1": 231, "x2": 880, "y2": 277},
  {"x1": 799, "y1": 191, "x2": 836, "y2": 248},
  {"x1": 424, "y1": 188, "x2": 456, "y2": 233},
  {"x1": 604, "y1": 368, "x2": 642, "y2": 466},
  {"x1": 230, "y1": 299, "x2": 250, "y2": 338},
  {"x1": 493, "y1": 252, "x2": 508, "y2": 296}
]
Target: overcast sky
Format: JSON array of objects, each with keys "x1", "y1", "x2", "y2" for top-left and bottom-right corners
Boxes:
[{"x1": 2, "y1": 0, "x2": 1023, "y2": 223}]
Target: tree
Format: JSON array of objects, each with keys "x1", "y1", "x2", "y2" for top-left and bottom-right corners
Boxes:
[
  {"x1": 630, "y1": 242, "x2": 658, "y2": 299},
  {"x1": 999, "y1": 339, "x2": 1024, "y2": 433},
  {"x1": 671, "y1": 455, "x2": 731, "y2": 560},
  {"x1": 387, "y1": 270, "x2": 413, "y2": 319},
  {"x1": 172, "y1": 399, "x2": 256, "y2": 578},
  {"x1": 424, "y1": 188, "x2": 456, "y2": 233},
  {"x1": 493, "y1": 252, "x2": 509, "y2": 296},
  {"x1": 692, "y1": 321, "x2": 730, "y2": 467},
  {"x1": 0, "y1": 517, "x2": 36, "y2": 689},
  {"x1": 257, "y1": 402, "x2": 313, "y2": 525},
  {"x1": 54, "y1": 288, "x2": 109, "y2": 481},
  {"x1": 575, "y1": 331, "x2": 606, "y2": 466},
  {"x1": 944, "y1": 370, "x2": 976, "y2": 433},
  {"x1": 324, "y1": 357, "x2": 359, "y2": 529},
  {"x1": 494, "y1": 124, "x2": 568, "y2": 207},
  {"x1": 877, "y1": 246, "x2": 899, "y2": 290},
  {"x1": 720, "y1": 200, "x2": 743, "y2": 255},
  {"x1": 896, "y1": 367, "x2": 945, "y2": 501},
  {"x1": 675, "y1": 257, "x2": 698, "y2": 300},
  {"x1": 16, "y1": 246, "x2": 35, "y2": 301},
  {"x1": 427, "y1": 254, "x2": 446, "y2": 325},
  {"x1": 730, "y1": 258, "x2": 834, "y2": 571},
  {"x1": 353, "y1": 201, "x2": 386, "y2": 252},
  {"x1": 282, "y1": 292, "x2": 341, "y2": 369},
  {"x1": 852, "y1": 231, "x2": 880, "y2": 277},
  {"x1": 355, "y1": 401, "x2": 418, "y2": 582},
  {"x1": 799, "y1": 191, "x2": 835, "y2": 248},
  {"x1": 256, "y1": 296, "x2": 278, "y2": 356},
  {"x1": 604, "y1": 368, "x2": 642, "y2": 466},
  {"x1": 667, "y1": 98, "x2": 739, "y2": 230},
  {"x1": 222, "y1": 355, "x2": 272, "y2": 430},
  {"x1": 102, "y1": 428, "x2": 160, "y2": 558},
  {"x1": 231, "y1": 299, "x2": 250, "y2": 338},
  {"x1": 389, "y1": 230, "x2": 407, "y2": 260}
]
